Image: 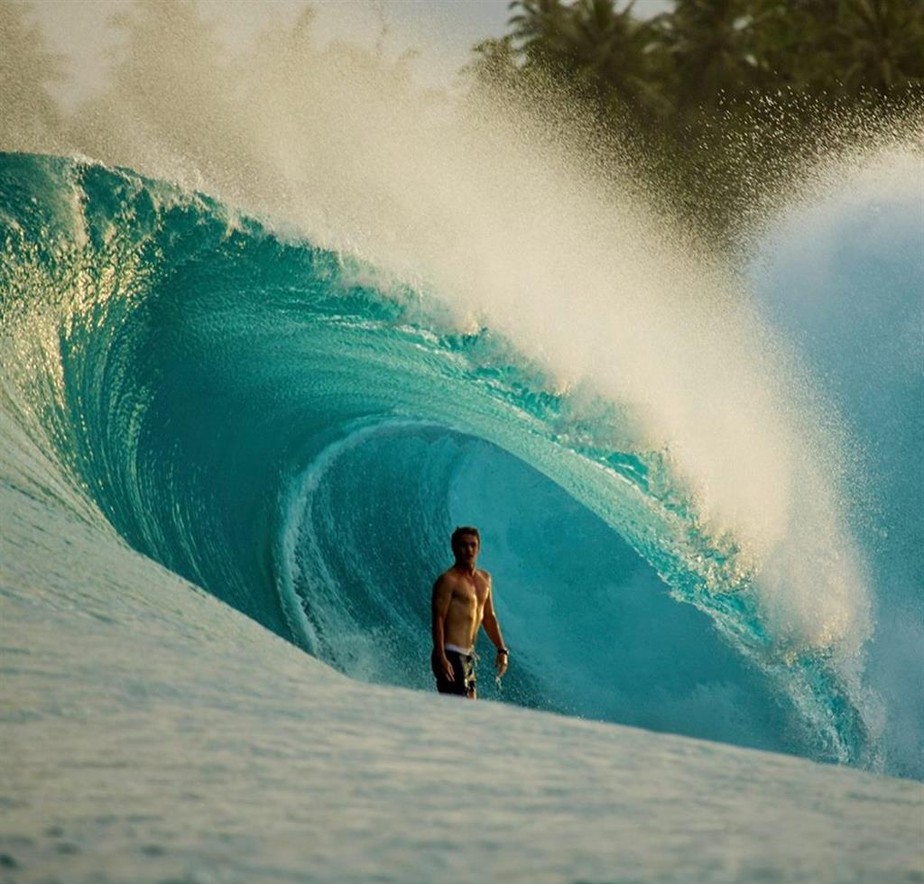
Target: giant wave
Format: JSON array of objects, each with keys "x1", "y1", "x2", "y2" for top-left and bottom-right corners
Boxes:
[{"x1": 4, "y1": 150, "x2": 908, "y2": 773}]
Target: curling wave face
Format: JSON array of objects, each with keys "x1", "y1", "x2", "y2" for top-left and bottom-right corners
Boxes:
[{"x1": 0, "y1": 153, "x2": 884, "y2": 769}]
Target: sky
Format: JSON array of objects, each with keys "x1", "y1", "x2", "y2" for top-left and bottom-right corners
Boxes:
[{"x1": 29, "y1": 0, "x2": 673, "y2": 107}]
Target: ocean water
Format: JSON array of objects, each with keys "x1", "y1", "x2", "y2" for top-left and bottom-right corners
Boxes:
[
  {"x1": 2, "y1": 8, "x2": 923, "y2": 879},
  {"x1": 2, "y1": 147, "x2": 922, "y2": 881}
]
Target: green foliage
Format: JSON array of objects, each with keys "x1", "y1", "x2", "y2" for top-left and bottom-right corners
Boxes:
[{"x1": 468, "y1": 0, "x2": 924, "y2": 250}]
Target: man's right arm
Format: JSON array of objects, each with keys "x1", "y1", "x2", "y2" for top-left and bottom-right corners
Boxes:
[{"x1": 431, "y1": 576, "x2": 454, "y2": 681}]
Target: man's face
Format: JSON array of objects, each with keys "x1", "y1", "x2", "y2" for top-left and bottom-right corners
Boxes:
[{"x1": 454, "y1": 534, "x2": 479, "y2": 565}]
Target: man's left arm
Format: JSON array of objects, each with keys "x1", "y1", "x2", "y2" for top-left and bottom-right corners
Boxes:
[{"x1": 481, "y1": 577, "x2": 509, "y2": 677}]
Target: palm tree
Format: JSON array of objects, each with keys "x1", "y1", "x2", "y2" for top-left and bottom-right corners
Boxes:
[
  {"x1": 467, "y1": 0, "x2": 924, "y2": 253},
  {"x1": 661, "y1": 0, "x2": 768, "y2": 116},
  {"x1": 507, "y1": 0, "x2": 573, "y2": 70},
  {"x1": 507, "y1": 0, "x2": 667, "y2": 117},
  {"x1": 573, "y1": 0, "x2": 665, "y2": 113},
  {"x1": 831, "y1": 0, "x2": 924, "y2": 92}
]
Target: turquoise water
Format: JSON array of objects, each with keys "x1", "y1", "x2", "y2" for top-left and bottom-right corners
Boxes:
[
  {"x1": 751, "y1": 154, "x2": 924, "y2": 778},
  {"x1": 5, "y1": 151, "x2": 919, "y2": 777}
]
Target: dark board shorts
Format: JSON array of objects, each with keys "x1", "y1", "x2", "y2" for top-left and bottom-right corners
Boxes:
[{"x1": 436, "y1": 650, "x2": 476, "y2": 698}]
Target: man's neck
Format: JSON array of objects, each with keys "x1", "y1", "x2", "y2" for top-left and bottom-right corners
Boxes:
[{"x1": 454, "y1": 561, "x2": 476, "y2": 576}]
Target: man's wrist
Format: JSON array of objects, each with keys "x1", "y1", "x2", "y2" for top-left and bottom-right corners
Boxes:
[{"x1": 496, "y1": 647, "x2": 508, "y2": 655}]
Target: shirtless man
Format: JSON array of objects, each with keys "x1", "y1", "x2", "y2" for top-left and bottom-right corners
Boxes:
[{"x1": 431, "y1": 526, "x2": 508, "y2": 699}]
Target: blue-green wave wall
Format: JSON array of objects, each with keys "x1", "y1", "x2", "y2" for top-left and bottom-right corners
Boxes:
[{"x1": 2, "y1": 152, "x2": 909, "y2": 773}]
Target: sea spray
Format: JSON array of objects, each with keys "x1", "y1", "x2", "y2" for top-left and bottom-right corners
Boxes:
[{"x1": 751, "y1": 144, "x2": 924, "y2": 777}]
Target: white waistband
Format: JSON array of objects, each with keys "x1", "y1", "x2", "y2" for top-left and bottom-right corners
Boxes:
[{"x1": 445, "y1": 643, "x2": 473, "y2": 656}]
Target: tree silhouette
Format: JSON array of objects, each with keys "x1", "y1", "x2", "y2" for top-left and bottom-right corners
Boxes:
[
  {"x1": 468, "y1": 0, "x2": 924, "y2": 250},
  {"x1": 506, "y1": 0, "x2": 666, "y2": 116},
  {"x1": 831, "y1": 0, "x2": 924, "y2": 91}
]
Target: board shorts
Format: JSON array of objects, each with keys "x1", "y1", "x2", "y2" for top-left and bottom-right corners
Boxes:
[{"x1": 436, "y1": 649, "x2": 476, "y2": 698}]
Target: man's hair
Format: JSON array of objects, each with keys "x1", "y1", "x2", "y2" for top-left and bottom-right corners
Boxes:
[{"x1": 451, "y1": 526, "x2": 480, "y2": 549}]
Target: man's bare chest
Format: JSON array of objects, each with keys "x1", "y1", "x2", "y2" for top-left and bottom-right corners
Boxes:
[{"x1": 451, "y1": 575, "x2": 488, "y2": 606}]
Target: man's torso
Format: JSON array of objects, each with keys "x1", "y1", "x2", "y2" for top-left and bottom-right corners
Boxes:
[{"x1": 441, "y1": 567, "x2": 491, "y2": 650}]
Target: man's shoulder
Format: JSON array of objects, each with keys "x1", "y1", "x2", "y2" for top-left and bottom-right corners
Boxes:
[
  {"x1": 476, "y1": 568, "x2": 492, "y2": 583},
  {"x1": 433, "y1": 568, "x2": 457, "y2": 586}
]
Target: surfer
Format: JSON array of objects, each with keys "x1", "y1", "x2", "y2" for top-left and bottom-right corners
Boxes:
[{"x1": 431, "y1": 526, "x2": 509, "y2": 699}]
